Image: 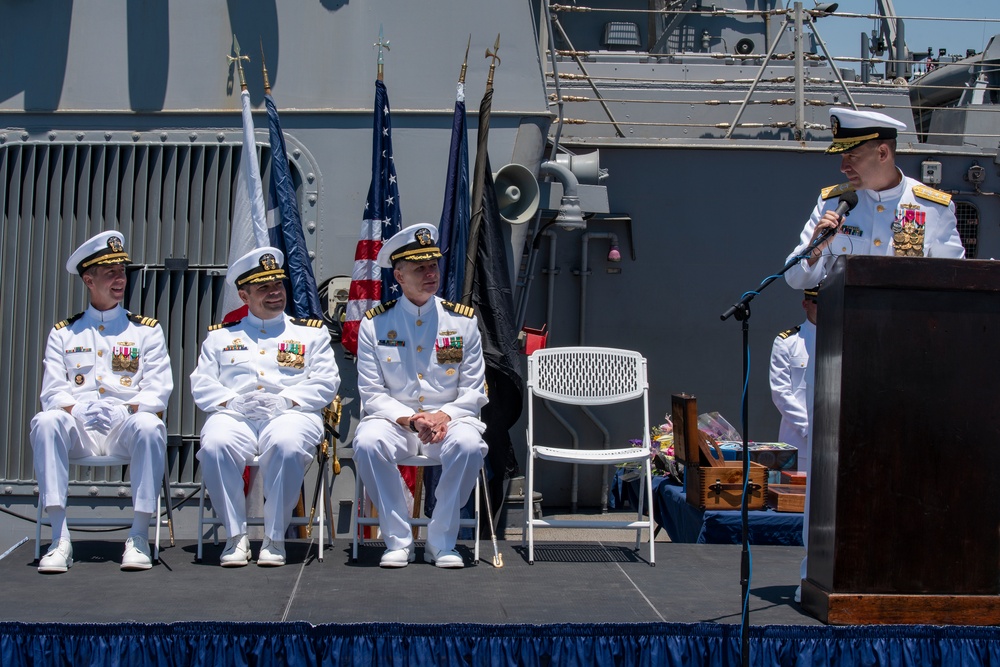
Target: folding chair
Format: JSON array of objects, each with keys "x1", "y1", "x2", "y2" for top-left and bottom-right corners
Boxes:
[
  {"x1": 524, "y1": 346, "x2": 656, "y2": 565},
  {"x1": 351, "y1": 454, "x2": 480, "y2": 563},
  {"x1": 196, "y1": 399, "x2": 340, "y2": 562},
  {"x1": 34, "y1": 453, "x2": 173, "y2": 562}
]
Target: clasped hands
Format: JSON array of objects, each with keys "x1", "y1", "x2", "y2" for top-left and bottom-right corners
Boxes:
[
  {"x1": 405, "y1": 411, "x2": 451, "y2": 445},
  {"x1": 75, "y1": 400, "x2": 132, "y2": 434},
  {"x1": 228, "y1": 391, "x2": 292, "y2": 421}
]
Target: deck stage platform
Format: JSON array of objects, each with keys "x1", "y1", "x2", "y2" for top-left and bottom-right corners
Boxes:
[{"x1": 1, "y1": 537, "x2": 997, "y2": 665}]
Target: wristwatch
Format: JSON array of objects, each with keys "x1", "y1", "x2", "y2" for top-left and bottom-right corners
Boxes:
[
  {"x1": 126, "y1": 405, "x2": 137, "y2": 415},
  {"x1": 409, "y1": 417, "x2": 419, "y2": 432}
]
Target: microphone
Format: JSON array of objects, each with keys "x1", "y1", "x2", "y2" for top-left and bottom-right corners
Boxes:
[{"x1": 815, "y1": 190, "x2": 859, "y2": 247}]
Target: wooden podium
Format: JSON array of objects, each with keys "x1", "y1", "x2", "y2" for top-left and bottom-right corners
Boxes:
[{"x1": 802, "y1": 256, "x2": 1000, "y2": 625}]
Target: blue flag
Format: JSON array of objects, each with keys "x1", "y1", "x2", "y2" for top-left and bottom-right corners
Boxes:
[
  {"x1": 436, "y1": 84, "x2": 470, "y2": 302},
  {"x1": 265, "y1": 93, "x2": 324, "y2": 320}
]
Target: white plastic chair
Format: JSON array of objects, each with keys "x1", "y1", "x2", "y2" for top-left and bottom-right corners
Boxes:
[
  {"x1": 351, "y1": 454, "x2": 480, "y2": 563},
  {"x1": 524, "y1": 346, "x2": 656, "y2": 565},
  {"x1": 34, "y1": 453, "x2": 172, "y2": 562}
]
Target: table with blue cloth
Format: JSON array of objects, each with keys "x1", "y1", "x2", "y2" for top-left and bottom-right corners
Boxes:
[{"x1": 609, "y1": 470, "x2": 803, "y2": 546}]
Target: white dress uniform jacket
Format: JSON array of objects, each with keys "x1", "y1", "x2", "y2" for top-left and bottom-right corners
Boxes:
[
  {"x1": 189, "y1": 312, "x2": 340, "y2": 542},
  {"x1": 40, "y1": 305, "x2": 173, "y2": 414},
  {"x1": 31, "y1": 305, "x2": 172, "y2": 512},
  {"x1": 190, "y1": 313, "x2": 339, "y2": 415},
  {"x1": 785, "y1": 173, "x2": 965, "y2": 289},
  {"x1": 357, "y1": 296, "x2": 488, "y2": 422},
  {"x1": 769, "y1": 320, "x2": 813, "y2": 467}
]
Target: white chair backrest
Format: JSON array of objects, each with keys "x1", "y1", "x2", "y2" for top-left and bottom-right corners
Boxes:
[{"x1": 528, "y1": 347, "x2": 647, "y2": 406}]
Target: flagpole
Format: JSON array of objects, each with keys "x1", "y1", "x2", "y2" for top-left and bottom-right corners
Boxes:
[
  {"x1": 462, "y1": 34, "x2": 501, "y2": 305},
  {"x1": 374, "y1": 25, "x2": 390, "y2": 82},
  {"x1": 459, "y1": 34, "x2": 471, "y2": 85},
  {"x1": 227, "y1": 35, "x2": 251, "y2": 92},
  {"x1": 260, "y1": 37, "x2": 271, "y2": 95}
]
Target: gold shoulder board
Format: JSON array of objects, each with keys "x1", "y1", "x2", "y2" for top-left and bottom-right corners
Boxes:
[
  {"x1": 442, "y1": 301, "x2": 475, "y2": 318},
  {"x1": 128, "y1": 313, "x2": 159, "y2": 327},
  {"x1": 820, "y1": 182, "x2": 853, "y2": 201},
  {"x1": 777, "y1": 325, "x2": 801, "y2": 340},
  {"x1": 54, "y1": 312, "x2": 85, "y2": 330},
  {"x1": 913, "y1": 185, "x2": 952, "y2": 207},
  {"x1": 208, "y1": 320, "x2": 240, "y2": 332},
  {"x1": 292, "y1": 317, "x2": 325, "y2": 328},
  {"x1": 365, "y1": 300, "x2": 397, "y2": 320}
]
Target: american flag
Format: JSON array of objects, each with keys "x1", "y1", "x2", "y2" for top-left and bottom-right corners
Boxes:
[{"x1": 342, "y1": 79, "x2": 402, "y2": 355}]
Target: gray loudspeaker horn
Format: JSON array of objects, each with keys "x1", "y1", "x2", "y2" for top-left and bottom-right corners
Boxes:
[
  {"x1": 554, "y1": 151, "x2": 606, "y2": 185},
  {"x1": 493, "y1": 163, "x2": 540, "y2": 225}
]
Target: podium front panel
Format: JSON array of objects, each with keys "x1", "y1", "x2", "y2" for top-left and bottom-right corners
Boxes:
[{"x1": 809, "y1": 256, "x2": 1000, "y2": 597}]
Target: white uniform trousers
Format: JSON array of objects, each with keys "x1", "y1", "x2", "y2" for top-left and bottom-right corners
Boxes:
[
  {"x1": 30, "y1": 410, "x2": 166, "y2": 514},
  {"x1": 197, "y1": 411, "x2": 321, "y2": 542},
  {"x1": 353, "y1": 418, "x2": 486, "y2": 552}
]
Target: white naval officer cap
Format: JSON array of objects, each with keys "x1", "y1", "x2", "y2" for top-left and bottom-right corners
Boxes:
[
  {"x1": 227, "y1": 246, "x2": 288, "y2": 287},
  {"x1": 826, "y1": 107, "x2": 908, "y2": 154},
  {"x1": 66, "y1": 230, "x2": 131, "y2": 275},
  {"x1": 377, "y1": 224, "x2": 443, "y2": 269}
]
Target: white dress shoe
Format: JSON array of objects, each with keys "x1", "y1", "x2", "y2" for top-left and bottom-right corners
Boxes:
[
  {"x1": 794, "y1": 585, "x2": 802, "y2": 603},
  {"x1": 121, "y1": 535, "x2": 153, "y2": 571},
  {"x1": 379, "y1": 546, "x2": 415, "y2": 568},
  {"x1": 220, "y1": 534, "x2": 251, "y2": 568},
  {"x1": 257, "y1": 537, "x2": 286, "y2": 567},
  {"x1": 38, "y1": 539, "x2": 73, "y2": 574},
  {"x1": 424, "y1": 544, "x2": 464, "y2": 569}
]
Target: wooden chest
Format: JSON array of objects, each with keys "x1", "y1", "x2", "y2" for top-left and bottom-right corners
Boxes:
[
  {"x1": 766, "y1": 483, "x2": 806, "y2": 512},
  {"x1": 687, "y1": 460, "x2": 768, "y2": 510}
]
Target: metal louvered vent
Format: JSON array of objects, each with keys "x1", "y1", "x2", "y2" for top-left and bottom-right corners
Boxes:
[
  {"x1": 954, "y1": 200, "x2": 979, "y2": 259},
  {"x1": 0, "y1": 138, "x2": 307, "y2": 495}
]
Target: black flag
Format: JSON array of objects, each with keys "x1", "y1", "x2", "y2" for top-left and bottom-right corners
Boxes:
[{"x1": 463, "y1": 85, "x2": 525, "y2": 524}]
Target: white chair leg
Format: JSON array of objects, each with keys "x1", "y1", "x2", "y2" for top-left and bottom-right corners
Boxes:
[
  {"x1": 526, "y1": 453, "x2": 535, "y2": 564},
  {"x1": 646, "y1": 460, "x2": 656, "y2": 567},
  {"x1": 34, "y1": 498, "x2": 44, "y2": 561},
  {"x1": 196, "y1": 480, "x2": 207, "y2": 562},
  {"x1": 318, "y1": 472, "x2": 325, "y2": 563},
  {"x1": 350, "y1": 477, "x2": 362, "y2": 562},
  {"x1": 473, "y1": 475, "x2": 480, "y2": 564},
  {"x1": 154, "y1": 490, "x2": 162, "y2": 562}
]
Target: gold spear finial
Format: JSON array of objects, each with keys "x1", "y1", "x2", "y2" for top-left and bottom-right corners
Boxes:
[
  {"x1": 374, "y1": 25, "x2": 390, "y2": 82},
  {"x1": 485, "y1": 34, "x2": 501, "y2": 89},
  {"x1": 459, "y1": 34, "x2": 471, "y2": 84},
  {"x1": 260, "y1": 37, "x2": 271, "y2": 95},
  {"x1": 227, "y1": 34, "x2": 251, "y2": 91}
]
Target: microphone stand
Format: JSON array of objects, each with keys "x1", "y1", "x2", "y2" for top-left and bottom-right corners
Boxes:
[{"x1": 719, "y1": 227, "x2": 834, "y2": 667}]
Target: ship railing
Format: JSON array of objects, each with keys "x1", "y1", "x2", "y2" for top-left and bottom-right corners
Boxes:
[{"x1": 542, "y1": 2, "x2": 1000, "y2": 146}]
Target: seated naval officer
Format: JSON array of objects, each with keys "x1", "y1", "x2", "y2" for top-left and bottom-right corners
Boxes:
[
  {"x1": 30, "y1": 231, "x2": 173, "y2": 574},
  {"x1": 785, "y1": 107, "x2": 964, "y2": 291},
  {"x1": 768, "y1": 286, "x2": 818, "y2": 472},
  {"x1": 190, "y1": 247, "x2": 340, "y2": 567},
  {"x1": 353, "y1": 224, "x2": 488, "y2": 569}
]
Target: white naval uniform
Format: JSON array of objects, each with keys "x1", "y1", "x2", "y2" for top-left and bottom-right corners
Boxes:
[
  {"x1": 30, "y1": 305, "x2": 173, "y2": 514},
  {"x1": 768, "y1": 320, "x2": 813, "y2": 470},
  {"x1": 190, "y1": 313, "x2": 340, "y2": 542},
  {"x1": 353, "y1": 295, "x2": 489, "y2": 552},
  {"x1": 785, "y1": 172, "x2": 965, "y2": 290}
]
